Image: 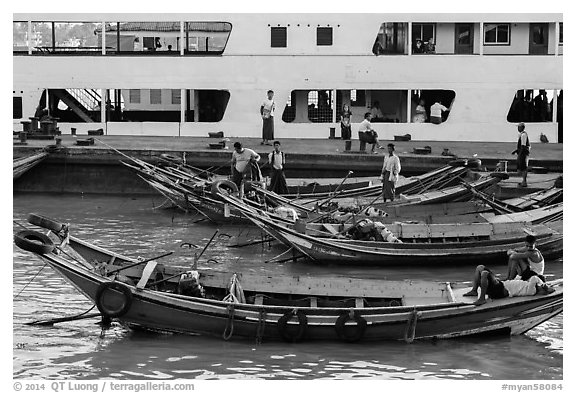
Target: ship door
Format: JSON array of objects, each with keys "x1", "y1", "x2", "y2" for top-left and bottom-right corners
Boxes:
[
  {"x1": 529, "y1": 23, "x2": 548, "y2": 55},
  {"x1": 454, "y1": 24, "x2": 474, "y2": 54}
]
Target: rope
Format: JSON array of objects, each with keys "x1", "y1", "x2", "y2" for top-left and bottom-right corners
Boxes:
[
  {"x1": 222, "y1": 303, "x2": 235, "y2": 340},
  {"x1": 255, "y1": 309, "x2": 267, "y2": 345},
  {"x1": 13, "y1": 263, "x2": 47, "y2": 300}
]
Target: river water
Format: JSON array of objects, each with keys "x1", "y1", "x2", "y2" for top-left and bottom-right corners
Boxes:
[{"x1": 12, "y1": 193, "x2": 563, "y2": 380}]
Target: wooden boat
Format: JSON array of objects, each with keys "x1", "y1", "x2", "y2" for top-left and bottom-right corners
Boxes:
[
  {"x1": 13, "y1": 151, "x2": 48, "y2": 179},
  {"x1": 13, "y1": 217, "x2": 563, "y2": 343},
  {"x1": 230, "y1": 198, "x2": 563, "y2": 266}
]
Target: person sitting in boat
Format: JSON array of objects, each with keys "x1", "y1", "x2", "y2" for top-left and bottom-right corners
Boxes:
[
  {"x1": 177, "y1": 271, "x2": 205, "y2": 298},
  {"x1": 231, "y1": 141, "x2": 261, "y2": 195},
  {"x1": 463, "y1": 265, "x2": 554, "y2": 306},
  {"x1": 505, "y1": 234, "x2": 545, "y2": 282}
]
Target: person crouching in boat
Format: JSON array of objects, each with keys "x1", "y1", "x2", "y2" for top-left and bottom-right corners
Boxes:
[
  {"x1": 267, "y1": 141, "x2": 288, "y2": 194},
  {"x1": 505, "y1": 234, "x2": 545, "y2": 282},
  {"x1": 463, "y1": 265, "x2": 554, "y2": 306},
  {"x1": 380, "y1": 143, "x2": 401, "y2": 202},
  {"x1": 231, "y1": 142, "x2": 261, "y2": 197}
]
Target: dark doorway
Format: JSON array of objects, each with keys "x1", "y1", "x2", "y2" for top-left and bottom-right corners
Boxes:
[
  {"x1": 529, "y1": 23, "x2": 548, "y2": 55},
  {"x1": 455, "y1": 23, "x2": 474, "y2": 54}
]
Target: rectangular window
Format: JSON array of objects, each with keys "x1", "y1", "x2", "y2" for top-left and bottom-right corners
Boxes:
[
  {"x1": 171, "y1": 89, "x2": 181, "y2": 105},
  {"x1": 559, "y1": 23, "x2": 563, "y2": 45},
  {"x1": 317, "y1": 27, "x2": 333, "y2": 46},
  {"x1": 271, "y1": 27, "x2": 287, "y2": 48},
  {"x1": 484, "y1": 23, "x2": 510, "y2": 45},
  {"x1": 13, "y1": 97, "x2": 23, "y2": 119},
  {"x1": 150, "y1": 89, "x2": 162, "y2": 104},
  {"x1": 412, "y1": 23, "x2": 435, "y2": 42},
  {"x1": 129, "y1": 89, "x2": 141, "y2": 104}
]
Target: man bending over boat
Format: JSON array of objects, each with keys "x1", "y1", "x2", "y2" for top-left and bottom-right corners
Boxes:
[
  {"x1": 505, "y1": 234, "x2": 545, "y2": 281},
  {"x1": 463, "y1": 265, "x2": 554, "y2": 306},
  {"x1": 231, "y1": 142, "x2": 261, "y2": 196}
]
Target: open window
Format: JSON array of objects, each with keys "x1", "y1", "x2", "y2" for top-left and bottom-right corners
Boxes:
[
  {"x1": 411, "y1": 90, "x2": 456, "y2": 123},
  {"x1": 373, "y1": 23, "x2": 407, "y2": 55},
  {"x1": 507, "y1": 89, "x2": 557, "y2": 123}
]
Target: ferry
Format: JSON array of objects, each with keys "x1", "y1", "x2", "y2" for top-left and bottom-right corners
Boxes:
[{"x1": 13, "y1": 14, "x2": 563, "y2": 142}]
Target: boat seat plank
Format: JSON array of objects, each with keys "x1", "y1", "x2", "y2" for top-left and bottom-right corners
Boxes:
[{"x1": 136, "y1": 261, "x2": 158, "y2": 290}]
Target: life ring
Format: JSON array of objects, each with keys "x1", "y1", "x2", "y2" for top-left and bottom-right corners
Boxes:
[
  {"x1": 14, "y1": 230, "x2": 55, "y2": 254},
  {"x1": 448, "y1": 159, "x2": 468, "y2": 167},
  {"x1": 95, "y1": 281, "x2": 133, "y2": 318},
  {"x1": 335, "y1": 311, "x2": 368, "y2": 343},
  {"x1": 210, "y1": 179, "x2": 239, "y2": 198},
  {"x1": 27, "y1": 213, "x2": 65, "y2": 233},
  {"x1": 277, "y1": 310, "x2": 308, "y2": 342},
  {"x1": 489, "y1": 172, "x2": 510, "y2": 180},
  {"x1": 466, "y1": 158, "x2": 482, "y2": 169}
]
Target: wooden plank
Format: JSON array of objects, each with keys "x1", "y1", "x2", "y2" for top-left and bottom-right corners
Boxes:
[{"x1": 136, "y1": 261, "x2": 158, "y2": 290}]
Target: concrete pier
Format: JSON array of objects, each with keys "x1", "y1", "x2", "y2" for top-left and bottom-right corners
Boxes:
[{"x1": 13, "y1": 135, "x2": 562, "y2": 195}]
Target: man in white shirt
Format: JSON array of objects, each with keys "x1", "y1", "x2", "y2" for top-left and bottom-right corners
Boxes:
[
  {"x1": 231, "y1": 142, "x2": 261, "y2": 193},
  {"x1": 260, "y1": 90, "x2": 275, "y2": 146},
  {"x1": 267, "y1": 141, "x2": 288, "y2": 194},
  {"x1": 463, "y1": 265, "x2": 554, "y2": 306},
  {"x1": 380, "y1": 143, "x2": 401, "y2": 202},
  {"x1": 505, "y1": 235, "x2": 545, "y2": 281},
  {"x1": 512, "y1": 122, "x2": 530, "y2": 187},
  {"x1": 430, "y1": 101, "x2": 448, "y2": 124}
]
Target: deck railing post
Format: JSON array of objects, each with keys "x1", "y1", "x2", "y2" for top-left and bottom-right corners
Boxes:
[
  {"x1": 479, "y1": 22, "x2": 484, "y2": 56},
  {"x1": 554, "y1": 22, "x2": 560, "y2": 56},
  {"x1": 102, "y1": 22, "x2": 106, "y2": 55},
  {"x1": 407, "y1": 22, "x2": 412, "y2": 55},
  {"x1": 180, "y1": 21, "x2": 185, "y2": 55},
  {"x1": 27, "y1": 21, "x2": 32, "y2": 54}
]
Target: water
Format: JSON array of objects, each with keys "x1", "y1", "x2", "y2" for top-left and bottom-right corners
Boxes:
[{"x1": 12, "y1": 193, "x2": 563, "y2": 380}]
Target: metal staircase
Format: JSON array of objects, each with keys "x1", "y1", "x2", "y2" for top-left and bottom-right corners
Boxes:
[{"x1": 52, "y1": 89, "x2": 101, "y2": 122}]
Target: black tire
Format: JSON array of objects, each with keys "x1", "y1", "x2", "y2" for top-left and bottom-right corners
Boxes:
[
  {"x1": 335, "y1": 312, "x2": 367, "y2": 343},
  {"x1": 27, "y1": 213, "x2": 64, "y2": 233},
  {"x1": 14, "y1": 230, "x2": 55, "y2": 254},
  {"x1": 448, "y1": 159, "x2": 468, "y2": 167},
  {"x1": 490, "y1": 172, "x2": 510, "y2": 180},
  {"x1": 211, "y1": 179, "x2": 239, "y2": 198},
  {"x1": 277, "y1": 310, "x2": 308, "y2": 342},
  {"x1": 95, "y1": 281, "x2": 133, "y2": 318}
]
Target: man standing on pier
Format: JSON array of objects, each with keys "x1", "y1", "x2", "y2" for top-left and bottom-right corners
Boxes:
[
  {"x1": 267, "y1": 141, "x2": 288, "y2": 194},
  {"x1": 512, "y1": 122, "x2": 530, "y2": 187},
  {"x1": 260, "y1": 90, "x2": 275, "y2": 146},
  {"x1": 380, "y1": 143, "x2": 401, "y2": 202}
]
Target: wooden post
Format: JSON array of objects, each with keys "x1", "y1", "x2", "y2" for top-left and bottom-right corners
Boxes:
[
  {"x1": 27, "y1": 21, "x2": 32, "y2": 54},
  {"x1": 180, "y1": 88, "x2": 186, "y2": 127},
  {"x1": 180, "y1": 21, "x2": 185, "y2": 55},
  {"x1": 102, "y1": 22, "x2": 106, "y2": 55},
  {"x1": 116, "y1": 22, "x2": 120, "y2": 53},
  {"x1": 407, "y1": 22, "x2": 412, "y2": 55},
  {"x1": 332, "y1": 88, "x2": 337, "y2": 124},
  {"x1": 51, "y1": 22, "x2": 55, "y2": 52},
  {"x1": 554, "y1": 22, "x2": 560, "y2": 56},
  {"x1": 479, "y1": 22, "x2": 484, "y2": 56},
  {"x1": 407, "y1": 89, "x2": 412, "y2": 123},
  {"x1": 552, "y1": 89, "x2": 558, "y2": 123}
]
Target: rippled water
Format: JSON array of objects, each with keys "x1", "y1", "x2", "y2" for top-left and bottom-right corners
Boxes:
[{"x1": 12, "y1": 193, "x2": 563, "y2": 380}]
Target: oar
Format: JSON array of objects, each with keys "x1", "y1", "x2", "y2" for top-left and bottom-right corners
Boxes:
[
  {"x1": 107, "y1": 251, "x2": 173, "y2": 276},
  {"x1": 148, "y1": 229, "x2": 219, "y2": 286}
]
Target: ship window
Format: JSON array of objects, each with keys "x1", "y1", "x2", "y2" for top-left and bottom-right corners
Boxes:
[
  {"x1": 507, "y1": 89, "x2": 558, "y2": 123},
  {"x1": 282, "y1": 92, "x2": 296, "y2": 123},
  {"x1": 13, "y1": 97, "x2": 23, "y2": 119},
  {"x1": 410, "y1": 90, "x2": 455, "y2": 124},
  {"x1": 374, "y1": 23, "x2": 407, "y2": 55},
  {"x1": 484, "y1": 23, "x2": 510, "y2": 45},
  {"x1": 129, "y1": 89, "x2": 141, "y2": 104},
  {"x1": 13, "y1": 22, "x2": 29, "y2": 53},
  {"x1": 171, "y1": 89, "x2": 181, "y2": 105},
  {"x1": 271, "y1": 27, "x2": 287, "y2": 48},
  {"x1": 150, "y1": 89, "x2": 162, "y2": 104},
  {"x1": 308, "y1": 90, "x2": 334, "y2": 123},
  {"x1": 317, "y1": 27, "x2": 333, "y2": 46},
  {"x1": 559, "y1": 23, "x2": 563, "y2": 45}
]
